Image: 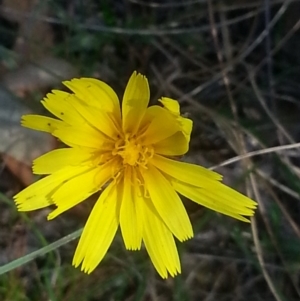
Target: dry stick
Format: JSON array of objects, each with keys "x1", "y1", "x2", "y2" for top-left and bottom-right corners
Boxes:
[
  {"x1": 166, "y1": 77, "x2": 300, "y2": 254},
  {"x1": 249, "y1": 19, "x2": 300, "y2": 182},
  {"x1": 248, "y1": 166, "x2": 289, "y2": 301},
  {"x1": 207, "y1": 1, "x2": 290, "y2": 300},
  {"x1": 249, "y1": 70, "x2": 300, "y2": 180},
  {"x1": 204, "y1": 265, "x2": 234, "y2": 301},
  {"x1": 129, "y1": 0, "x2": 300, "y2": 10},
  {"x1": 211, "y1": 18, "x2": 300, "y2": 172},
  {"x1": 210, "y1": 142, "x2": 300, "y2": 170},
  {"x1": 264, "y1": 0, "x2": 275, "y2": 114},
  {"x1": 234, "y1": 275, "x2": 265, "y2": 301},
  {"x1": 251, "y1": 18, "x2": 300, "y2": 186},
  {"x1": 188, "y1": 253, "x2": 289, "y2": 271},
  {"x1": 170, "y1": 80, "x2": 300, "y2": 185},
  {"x1": 211, "y1": 127, "x2": 300, "y2": 210},
  {"x1": 207, "y1": 4, "x2": 263, "y2": 301},
  {"x1": 208, "y1": 18, "x2": 300, "y2": 121},
  {"x1": 220, "y1": 7, "x2": 234, "y2": 62},
  {"x1": 0, "y1": 5, "x2": 261, "y2": 36},
  {"x1": 151, "y1": 39, "x2": 180, "y2": 70},
  {"x1": 253, "y1": 19, "x2": 300, "y2": 74},
  {"x1": 149, "y1": 44, "x2": 181, "y2": 100},
  {"x1": 249, "y1": 82, "x2": 300, "y2": 299},
  {"x1": 250, "y1": 211, "x2": 283, "y2": 301},
  {"x1": 183, "y1": 0, "x2": 294, "y2": 99},
  {"x1": 211, "y1": 18, "x2": 300, "y2": 187},
  {"x1": 129, "y1": 0, "x2": 204, "y2": 8},
  {"x1": 207, "y1": 0, "x2": 241, "y2": 152},
  {"x1": 249, "y1": 72, "x2": 295, "y2": 143},
  {"x1": 236, "y1": 10, "x2": 260, "y2": 58},
  {"x1": 263, "y1": 0, "x2": 287, "y2": 162},
  {"x1": 256, "y1": 177, "x2": 300, "y2": 297},
  {"x1": 264, "y1": 179, "x2": 300, "y2": 239},
  {"x1": 251, "y1": 15, "x2": 300, "y2": 301},
  {"x1": 257, "y1": 169, "x2": 300, "y2": 201},
  {"x1": 161, "y1": 36, "x2": 213, "y2": 72},
  {"x1": 218, "y1": 0, "x2": 298, "y2": 12},
  {"x1": 251, "y1": 150, "x2": 300, "y2": 298}
]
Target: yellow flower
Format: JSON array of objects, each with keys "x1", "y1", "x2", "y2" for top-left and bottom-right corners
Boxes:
[{"x1": 14, "y1": 72, "x2": 257, "y2": 278}]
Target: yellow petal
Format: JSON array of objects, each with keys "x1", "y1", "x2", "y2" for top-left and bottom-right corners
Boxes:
[
  {"x1": 143, "y1": 199, "x2": 181, "y2": 278},
  {"x1": 53, "y1": 125, "x2": 108, "y2": 149},
  {"x1": 21, "y1": 115, "x2": 64, "y2": 133},
  {"x1": 140, "y1": 106, "x2": 180, "y2": 145},
  {"x1": 42, "y1": 91, "x2": 85, "y2": 125},
  {"x1": 69, "y1": 95, "x2": 121, "y2": 138},
  {"x1": 119, "y1": 167, "x2": 143, "y2": 250},
  {"x1": 159, "y1": 97, "x2": 193, "y2": 143},
  {"x1": 177, "y1": 116, "x2": 193, "y2": 143},
  {"x1": 14, "y1": 165, "x2": 90, "y2": 211},
  {"x1": 63, "y1": 78, "x2": 121, "y2": 119},
  {"x1": 73, "y1": 181, "x2": 121, "y2": 274},
  {"x1": 49, "y1": 159, "x2": 118, "y2": 218},
  {"x1": 203, "y1": 182, "x2": 257, "y2": 209},
  {"x1": 33, "y1": 148, "x2": 93, "y2": 174},
  {"x1": 159, "y1": 97, "x2": 180, "y2": 115},
  {"x1": 51, "y1": 160, "x2": 119, "y2": 204},
  {"x1": 14, "y1": 187, "x2": 53, "y2": 211},
  {"x1": 155, "y1": 155, "x2": 257, "y2": 212},
  {"x1": 172, "y1": 180, "x2": 256, "y2": 222},
  {"x1": 151, "y1": 155, "x2": 222, "y2": 184},
  {"x1": 141, "y1": 164, "x2": 193, "y2": 241},
  {"x1": 153, "y1": 131, "x2": 189, "y2": 156},
  {"x1": 44, "y1": 91, "x2": 117, "y2": 141},
  {"x1": 122, "y1": 71, "x2": 150, "y2": 134}
]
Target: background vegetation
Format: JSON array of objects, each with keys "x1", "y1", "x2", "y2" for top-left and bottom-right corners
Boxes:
[{"x1": 0, "y1": 0, "x2": 300, "y2": 300}]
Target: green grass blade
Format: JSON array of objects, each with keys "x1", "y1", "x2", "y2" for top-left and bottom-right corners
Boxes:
[{"x1": 0, "y1": 228, "x2": 82, "y2": 275}]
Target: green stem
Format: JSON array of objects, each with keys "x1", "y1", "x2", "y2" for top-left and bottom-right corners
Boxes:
[{"x1": 0, "y1": 228, "x2": 82, "y2": 275}]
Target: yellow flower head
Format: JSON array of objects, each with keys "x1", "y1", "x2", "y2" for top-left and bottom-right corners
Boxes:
[{"x1": 14, "y1": 72, "x2": 257, "y2": 278}]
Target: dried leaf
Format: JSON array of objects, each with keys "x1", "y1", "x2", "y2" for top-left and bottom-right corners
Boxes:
[{"x1": 0, "y1": 86, "x2": 56, "y2": 184}]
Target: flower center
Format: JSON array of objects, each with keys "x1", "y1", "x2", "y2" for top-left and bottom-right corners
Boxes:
[{"x1": 113, "y1": 134, "x2": 154, "y2": 167}]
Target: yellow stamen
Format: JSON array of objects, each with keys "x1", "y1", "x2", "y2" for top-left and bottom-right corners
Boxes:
[{"x1": 113, "y1": 134, "x2": 154, "y2": 167}]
